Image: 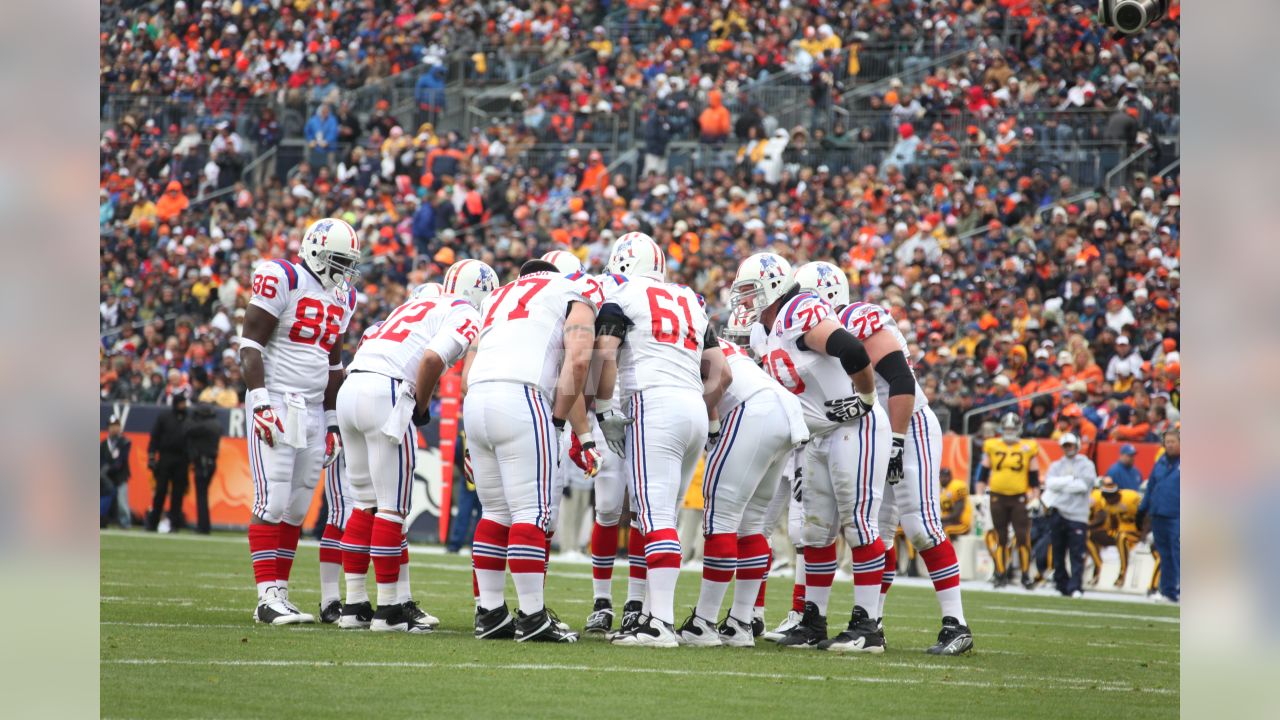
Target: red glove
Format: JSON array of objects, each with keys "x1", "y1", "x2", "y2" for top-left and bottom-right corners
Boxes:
[
  {"x1": 569, "y1": 433, "x2": 602, "y2": 478},
  {"x1": 323, "y1": 426, "x2": 342, "y2": 468},
  {"x1": 252, "y1": 405, "x2": 284, "y2": 448}
]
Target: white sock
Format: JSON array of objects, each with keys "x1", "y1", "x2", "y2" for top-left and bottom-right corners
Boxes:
[
  {"x1": 806, "y1": 584, "x2": 831, "y2": 615},
  {"x1": 397, "y1": 562, "x2": 412, "y2": 604},
  {"x1": 695, "y1": 579, "x2": 730, "y2": 622},
  {"x1": 626, "y1": 576, "x2": 647, "y2": 605},
  {"x1": 319, "y1": 562, "x2": 341, "y2": 605},
  {"x1": 878, "y1": 590, "x2": 888, "y2": 620},
  {"x1": 256, "y1": 581, "x2": 275, "y2": 601},
  {"x1": 937, "y1": 587, "x2": 966, "y2": 625},
  {"x1": 646, "y1": 567, "x2": 679, "y2": 625},
  {"x1": 376, "y1": 581, "x2": 398, "y2": 608},
  {"x1": 854, "y1": 583, "x2": 881, "y2": 620},
  {"x1": 731, "y1": 578, "x2": 762, "y2": 623},
  {"x1": 345, "y1": 573, "x2": 368, "y2": 604},
  {"x1": 475, "y1": 568, "x2": 506, "y2": 611},
  {"x1": 592, "y1": 577, "x2": 612, "y2": 600},
  {"x1": 512, "y1": 571, "x2": 545, "y2": 616}
]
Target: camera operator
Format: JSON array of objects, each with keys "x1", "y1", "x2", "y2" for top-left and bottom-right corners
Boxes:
[
  {"x1": 186, "y1": 398, "x2": 223, "y2": 534},
  {"x1": 146, "y1": 391, "x2": 191, "y2": 532}
]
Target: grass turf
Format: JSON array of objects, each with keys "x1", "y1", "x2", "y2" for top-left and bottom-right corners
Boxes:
[{"x1": 101, "y1": 531, "x2": 1178, "y2": 719}]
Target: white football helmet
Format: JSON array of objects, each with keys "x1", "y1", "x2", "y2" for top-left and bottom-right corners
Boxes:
[
  {"x1": 730, "y1": 252, "x2": 794, "y2": 325},
  {"x1": 442, "y1": 259, "x2": 498, "y2": 309},
  {"x1": 794, "y1": 261, "x2": 850, "y2": 307},
  {"x1": 410, "y1": 282, "x2": 444, "y2": 300},
  {"x1": 541, "y1": 249, "x2": 583, "y2": 275},
  {"x1": 999, "y1": 412, "x2": 1023, "y2": 442},
  {"x1": 300, "y1": 218, "x2": 361, "y2": 288},
  {"x1": 608, "y1": 231, "x2": 666, "y2": 280}
]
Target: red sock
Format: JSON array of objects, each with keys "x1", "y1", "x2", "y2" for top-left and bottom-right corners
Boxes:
[
  {"x1": 882, "y1": 544, "x2": 898, "y2": 596},
  {"x1": 702, "y1": 533, "x2": 737, "y2": 582},
  {"x1": 341, "y1": 510, "x2": 373, "y2": 576},
  {"x1": 276, "y1": 522, "x2": 302, "y2": 584},
  {"x1": 921, "y1": 540, "x2": 962, "y2": 591},
  {"x1": 804, "y1": 543, "x2": 837, "y2": 589},
  {"x1": 851, "y1": 538, "x2": 886, "y2": 587},
  {"x1": 370, "y1": 515, "x2": 404, "y2": 586},
  {"x1": 591, "y1": 521, "x2": 620, "y2": 581},
  {"x1": 735, "y1": 534, "x2": 770, "y2": 582},
  {"x1": 508, "y1": 523, "x2": 547, "y2": 576},
  {"x1": 628, "y1": 526, "x2": 648, "y2": 581},
  {"x1": 755, "y1": 546, "x2": 773, "y2": 608},
  {"x1": 471, "y1": 518, "x2": 509, "y2": 575},
  {"x1": 543, "y1": 533, "x2": 552, "y2": 577},
  {"x1": 319, "y1": 523, "x2": 343, "y2": 565},
  {"x1": 248, "y1": 524, "x2": 279, "y2": 586},
  {"x1": 401, "y1": 538, "x2": 409, "y2": 568}
]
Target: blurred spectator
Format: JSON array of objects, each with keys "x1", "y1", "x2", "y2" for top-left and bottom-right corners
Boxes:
[
  {"x1": 100, "y1": 415, "x2": 132, "y2": 529},
  {"x1": 1104, "y1": 444, "x2": 1143, "y2": 491},
  {"x1": 305, "y1": 104, "x2": 339, "y2": 168},
  {"x1": 1140, "y1": 429, "x2": 1180, "y2": 603},
  {"x1": 146, "y1": 392, "x2": 190, "y2": 533},
  {"x1": 186, "y1": 393, "x2": 222, "y2": 535}
]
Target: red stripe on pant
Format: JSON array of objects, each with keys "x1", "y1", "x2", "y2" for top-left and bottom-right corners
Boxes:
[
  {"x1": 370, "y1": 516, "x2": 403, "y2": 585},
  {"x1": 628, "y1": 526, "x2": 648, "y2": 580},
  {"x1": 921, "y1": 540, "x2": 962, "y2": 591},
  {"x1": 319, "y1": 523, "x2": 343, "y2": 565},
  {"x1": 852, "y1": 537, "x2": 886, "y2": 589},
  {"x1": 882, "y1": 544, "x2": 898, "y2": 595},
  {"x1": 248, "y1": 524, "x2": 279, "y2": 585},
  {"x1": 736, "y1": 534, "x2": 770, "y2": 581},
  {"x1": 702, "y1": 533, "x2": 737, "y2": 583},
  {"x1": 508, "y1": 523, "x2": 547, "y2": 577},
  {"x1": 804, "y1": 543, "x2": 837, "y2": 590},
  {"x1": 591, "y1": 521, "x2": 619, "y2": 580},
  {"x1": 342, "y1": 510, "x2": 373, "y2": 575},
  {"x1": 276, "y1": 522, "x2": 302, "y2": 583}
]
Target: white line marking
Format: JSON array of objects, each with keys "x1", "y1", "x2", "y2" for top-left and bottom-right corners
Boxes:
[
  {"x1": 985, "y1": 605, "x2": 1180, "y2": 624},
  {"x1": 100, "y1": 658, "x2": 1174, "y2": 694}
]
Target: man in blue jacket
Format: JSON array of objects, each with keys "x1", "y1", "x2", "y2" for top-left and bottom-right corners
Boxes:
[
  {"x1": 1104, "y1": 444, "x2": 1143, "y2": 491},
  {"x1": 1139, "y1": 429, "x2": 1180, "y2": 602}
]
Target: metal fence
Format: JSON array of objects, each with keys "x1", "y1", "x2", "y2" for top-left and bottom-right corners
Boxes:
[{"x1": 101, "y1": 94, "x2": 275, "y2": 142}]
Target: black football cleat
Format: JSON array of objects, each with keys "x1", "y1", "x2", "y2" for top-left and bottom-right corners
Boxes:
[
  {"x1": 584, "y1": 598, "x2": 614, "y2": 634},
  {"x1": 338, "y1": 601, "x2": 374, "y2": 629},
  {"x1": 774, "y1": 601, "x2": 828, "y2": 648},
  {"x1": 608, "y1": 600, "x2": 644, "y2": 640},
  {"x1": 371, "y1": 602, "x2": 433, "y2": 634},
  {"x1": 403, "y1": 599, "x2": 440, "y2": 629},
  {"x1": 750, "y1": 613, "x2": 765, "y2": 638},
  {"x1": 475, "y1": 603, "x2": 516, "y2": 640},
  {"x1": 927, "y1": 616, "x2": 974, "y2": 655},
  {"x1": 319, "y1": 599, "x2": 342, "y2": 624},
  {"x1": 818, "y1": 606, "x2": 884, "y2": 653},
  {"x1": 515, "y1": 608, "x2": 579, "y2": 643}
]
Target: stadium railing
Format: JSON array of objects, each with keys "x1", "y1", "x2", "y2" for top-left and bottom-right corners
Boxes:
[{"x1": 961, "y1": 387, "x2": 1072, "y2": 436}]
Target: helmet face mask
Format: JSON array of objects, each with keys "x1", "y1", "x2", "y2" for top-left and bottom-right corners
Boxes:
[
  {"x1": 730, "y1": 253, "x2": 794, "y2": 326},
  {"x1": 301, "y1": 218, "x2": 361, "y2": 289}
]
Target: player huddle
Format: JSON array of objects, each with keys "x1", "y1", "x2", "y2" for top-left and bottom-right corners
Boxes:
[{"x1": 237, "y1": 218, "x2": 973, "y2": 655}]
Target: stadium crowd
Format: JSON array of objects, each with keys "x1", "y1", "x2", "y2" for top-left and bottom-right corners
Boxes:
[{"x1": 100, "y1": 0, "x2": 1180, "y2": 445}]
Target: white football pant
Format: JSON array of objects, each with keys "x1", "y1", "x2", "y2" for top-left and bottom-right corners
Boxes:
[
  {"x1": 246, "y1": 392, "x2": 324, "y2": 525},
  {"x1": 703, "y1": 392, "x2": 795, "y2": 536},
  {"x1": 801, "y1": 403, "x2": 890, "y2": 548},
  {"x1": 877, "y1": 406, "x2": 948, "y2": 551},
  {"x1": 336, "y1": 372, "x2": 418, "y2": 515},
  {"x1": 464, "y1": 382, "x2": 559, "y2": 531}
]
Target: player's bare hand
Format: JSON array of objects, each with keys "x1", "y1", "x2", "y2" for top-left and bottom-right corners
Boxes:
[
  {"x1": 323, "y1": 426, "x2": 343, "y2": 468},
  {"x1": 887, "y1": 434, "x2": 905, "y2": 484},
  {"x1": 823, "y1": 395, "x2": 873, "y2": 423},
  {"x1": 252, "y1": 405, "x2": 284, "y2": 448},
  {"x1": 596, "y1": 409, "x2": 633, "y2": 457}
]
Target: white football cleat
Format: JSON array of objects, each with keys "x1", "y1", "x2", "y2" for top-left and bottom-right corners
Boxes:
[
  {"x1": 763, "y1": 609, "x2": 804, "y2": 642},
  {"x1": 718, "y1": 615, "x2": 756, "y2": 647},
  {"x1": 611, "y1": 615, "x2": 679, "y2": 648},
  {"x1": 676, "y1": 613, "x2": 722, "y2": 647},
  {"x1": 254, "y1": 587, "x2": 312, "y2": 625}
]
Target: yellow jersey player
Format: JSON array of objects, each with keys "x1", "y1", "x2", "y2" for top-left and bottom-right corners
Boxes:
[
  {"x1": 979, "y1": 413, "x2": 1040, "y2": 589},
  {"x1": 1085, "y1": 478, "x2": 1143, "y2": 587},
  {"x1": 938, "y1": 468, "x2": 972, "y2": 539}
]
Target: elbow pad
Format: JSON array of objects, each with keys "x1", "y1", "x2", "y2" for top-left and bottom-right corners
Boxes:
[
  {"x1": 1028, "y1": 470, "x2": 1040, "y2": 488},
  {"x1": 874, "y1": 350, "x2": 916, "y2": 397},
  {"x1": 595, "y1": 303, "x2": 631, "y2": 339},
  {"x1": 825, "y1": 328, "x2": 871, "y2": 374},
  {"x1": 978, "y1": 466, "x2": 991, "y2": 483}
]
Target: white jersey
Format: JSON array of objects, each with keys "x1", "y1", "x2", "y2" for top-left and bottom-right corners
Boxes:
[
  {"x1": 469, "y1": 271, "x2": 592, "y2": 397},
  {"x1": 716, "y1": 338, "x2": 783, "y2": 418},
  {"x1": 348, "y1": 295, "x2": 479, "y2": 389},
  {"x1": 836, "y1": 301, "x2": 928, "y2": 413},
  {"x1": 605, "y1": 275, "x2": 710, "y2": 396},
  {"x1": 760, "y1": 291, "x2": 852, "y2": 436},
  {"x1": 565, "y1": 269, "x2": 611, "y2": 310},
  {"x1": 247, "y1": 259, "x2": 357, "y2": 405}
]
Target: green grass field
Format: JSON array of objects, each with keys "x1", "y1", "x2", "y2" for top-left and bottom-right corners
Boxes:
[{"x1": 101, "y1": 531, "x2": 1178, "y2": 719}]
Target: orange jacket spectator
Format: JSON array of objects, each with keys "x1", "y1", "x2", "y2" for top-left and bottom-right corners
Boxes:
[
  {"x1": 578, "y1": 151, "x2": 609, "y2": 194},
  {"x1": 154, "y1": 181, "x2": 189, "y2": 223},
  {"x1": 698, "y1": 90, "x2": 732, "y2": 141}
]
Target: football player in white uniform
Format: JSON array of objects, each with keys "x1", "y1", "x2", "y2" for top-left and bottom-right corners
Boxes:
[
  {"x1": 239, "y1": 218, "x2": 360, "y2": 625},
  {"x1": 759, "y1": 448, "x2": 809, "y2": 641},
  {"x1": 796, "y1": 261, "x2": 973, "y2": 655},
  {"x1": 677, "y1": 327, "x2": 809, "y2": 648},
  {"x1": 731, "y1": 252, "x2": 888, "y2": 653},
  {"x1": 463, "y1": 258, "x2": 597, "y2": 643},
  {"x1": 335, "y1": 260, "x2": 488, "y2": 633},
  {"x1": 593, "y1": 233, "x2": 729, "y2": 648}
]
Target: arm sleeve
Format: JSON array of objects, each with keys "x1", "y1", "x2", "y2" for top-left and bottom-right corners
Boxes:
[
  {"x1": 703, "y1": 324, "x2": 717, "y2": 350},
  {"x1": 825, "y1": 327, "x2": 871, "y2": 374},
  {"x1": 873, "y1": 350, "x2": 915, "y2": 397},
  {"x1": 595, "y1": 302, "x2": 631, "y2": 339}
]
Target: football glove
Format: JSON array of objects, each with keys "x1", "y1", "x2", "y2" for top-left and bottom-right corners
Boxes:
[
  {"x1": 887, "y1": 434, "x2": 905, "y2": 484},
  {"x1": 462, "y1": 447, "x2": 475, "y2": 490},
  {"x1": 596, "y1": 408, "x2": 634, "y2": 457},
  {"x1": 823, "y1": 394, "x2": 875, "y2": 423},
  {"x1": 323, "y1": 426, "x2": 342, "y2": 468},
  {"x1": 706, "y1": 417, "x2": 722, "y2": 448},
  {"x1": 251, "y1": 404, "x2": 285, "y2": 448},
  {"x1": 412, "y1": 405, "x2": 432, "y2": 431},
  {"x1": 569, "y1": 433, "x2": 603, "y2": 478}
]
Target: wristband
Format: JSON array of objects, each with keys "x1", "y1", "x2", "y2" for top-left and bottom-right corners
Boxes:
[
  {"x1": 238, "y1": 337, "x2": 266, "y2": 356},
  {"x1": 595, "y1": 397, "x2": 615, "y2": 415},
  {"x1": 325, "y1": 410, "x2": 338, "y2": 428},
  {"x1": 891, "y1": 432, "x2": 905, "y2": 445},
  {"x1": 553, "y1": 417, "x2": 566, "y2": 431},
  {"x1": 246, "y1": 387, "x2": 271, "y2": 410},
  {"x1": 329, "y1": 363, "x2": 344, "y2": 371},
  {"x1": 858, "y1": 391, "x2": 877, "y2": 406},
  {"x1": 708, "y1": 418, "x2": 722, "y2": 436},
  {"x1": 577, "y1": 432, "x2": 594, "y2": 446}
]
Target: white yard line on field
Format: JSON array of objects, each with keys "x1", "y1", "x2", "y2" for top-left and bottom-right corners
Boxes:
[
  {"x1": 101, "y1": 658, "x2": 1174, "y2": 694},
  {"x1": 984, "y1": 605, "x2": 1179, "y2": 624}
]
